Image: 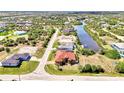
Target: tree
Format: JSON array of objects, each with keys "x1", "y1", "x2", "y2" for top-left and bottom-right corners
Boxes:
[
  {"x1": 83, "y1": 64, "x2": 92, "y2": 72},
  {"x1": 82, "y1": 49, "x2": 95, "y2": 56},
  {"x1": 5, "y1": 48, "x2": 10, "y2": 53},
  {"x1": 81, "y1": 64, "x2": 104, "y2": 73},
  {"x1": 91, "y1": 65, "x2": 97, "y2": 73},
  {"x1": 0, "y1": 47, "x2": 5, "y2": 52},
  {"x1": 97, "y1": 65, "x2": 104, "y2": 73},
  {"x1": 115, "y1": 62, "x2": 124, "y2": 73}
]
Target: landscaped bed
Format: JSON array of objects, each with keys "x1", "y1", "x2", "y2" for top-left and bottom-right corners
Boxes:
[{"x1": 0, "y1": 61, "x2": 39, "y2": 74}]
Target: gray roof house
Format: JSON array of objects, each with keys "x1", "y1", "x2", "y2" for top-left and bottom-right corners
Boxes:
[
  {"x1": 2, "y1": 53, "x2": 31, "y2": 67},
  {"x1": 58, "y1": 43, "x2": 74, "y2": 51},
  {"x1": 111, "y1": 43, "x2": 124, "y2": 57},
  {"x1": 2, "y1": 59, "x2": 21, "y2": 67}
]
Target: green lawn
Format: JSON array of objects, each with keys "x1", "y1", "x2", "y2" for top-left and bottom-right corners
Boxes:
[
  {"x1": 0, "y1": 30, "x2": 14, "y2": 36},
  {"x1": 7, "y1": 34, "x2": 28, "y2": 40},
  {"x1": 45, "y1": 64, "x2": 124, "y2": 77},
  {"x1": 0, "y1": 61, "x2": 39, "y2": 75},
  {"x1": 45, "y1": 64, "x2": 80, "y2": 75},
  {"x1": 47, "y1": 50, "x2": 56, "y2": 61},
  {"x1": 34, "y1": 48, "x2": 46, "y2": 58},
  {"x1": 52, "y1": 40, "x2": 59, "y2": 48}
]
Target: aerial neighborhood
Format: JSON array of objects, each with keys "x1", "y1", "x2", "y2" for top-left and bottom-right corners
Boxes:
[{"x1": 0, "y1": 11, "x2": 124, "y2": 80}]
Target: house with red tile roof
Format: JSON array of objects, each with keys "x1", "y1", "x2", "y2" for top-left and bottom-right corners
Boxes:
[{"x1": 55, "y1": 50, "x2": 77, "y2": 65}]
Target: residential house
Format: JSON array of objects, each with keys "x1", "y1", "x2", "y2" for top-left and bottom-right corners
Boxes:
[
  {"x1": 58, "y1": 43, "x2": 74, "y2": 51},
  {"x1": 2, "y1": 59, "x2": 21, "y2": 67},
  {"x1": 63, "y1": 28, "x2": 74, "y2": 33},
  {"x1": 58, "y1": 35, "x2": 75, "y2": 45},
  {"x1": 11, "y1": 53, "x2": 31, "y2": 61},
  {"x1": 55, "y1": 50, "x2": 77, "y2": 65},
  {"x1": 58, "y1": 35, "x2": 75, "y2": 51},
  {"x1": 111, "y1": 43, "x2": 124, "y2": 57},
  {"x1": 2, "y1": 53, "x2": 31, "y2": 67}
]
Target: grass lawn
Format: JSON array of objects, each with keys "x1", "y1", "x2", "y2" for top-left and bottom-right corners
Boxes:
[
  {"x1": 7, "y1": 34, "x2": 28, "y2": 40},
  {"x1": 45, "y1": 64, "x2": 80, "y2": 75},
  {"x1": 52, "y1": 40, "x2": 59, "y2": 48},
  {"x1": 47, "y1": 50, "x2": 56, "y2": 61},
  {"x1": 45, "y1": 64, "x2": 124, "y2": 77},
  {"x1": 34, "y1": 48, "x2": 46, "y2": 58},
  {"x1": 103, "y1": 45, "x2": 113, "y2": 50},
  {"x1": 0, "y1": 30, "x2": 14, "y2": 36},
  {"x1": 0, "y1": 61, "x2": 39, "y2": 75}
]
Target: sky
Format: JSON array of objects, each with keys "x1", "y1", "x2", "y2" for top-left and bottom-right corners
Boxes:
[{"x1": 0, "y1": 0, "x2": 124, "y2": 11}]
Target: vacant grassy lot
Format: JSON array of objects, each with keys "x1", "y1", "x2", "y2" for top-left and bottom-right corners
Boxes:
[
  {"x1": 34, "y1": 48, "x2": 46, "y2": 58},
  {"x1": 0, "y1": 61, "x2": 39, "y2": 74},
  {"x1": 79, "y1": 54, "x2": 119, "y2": 73}
]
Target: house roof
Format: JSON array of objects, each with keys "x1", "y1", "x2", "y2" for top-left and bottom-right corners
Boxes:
[
  {"x1": 11, "y1": 53, "x2": 30, "y2": 60},
  {"x1": 2, "y1": 59, "x2": 20, "y2": 65},
  {"x1": 58, "y1": 44, "x2": 74, "y2": 51},
  {"x1": 112, "y1": 43, "x2": 124, "y2": 50},
  {"x1": 2, "y1": 53, "x2": 31, "y2": 66},
  {"x1": 55, "y1": 50, "x2": 76, "y2": 62}
]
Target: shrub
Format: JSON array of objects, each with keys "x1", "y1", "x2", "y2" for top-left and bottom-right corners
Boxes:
[
  {"x1": 97, "y1": 65, "x2": 104, "y2": 73},
  {"x1": 81, "y1": 64, "x2": 104, "y2": 73},
  {"x1": 82, "y1": 49, "x2": 95, "y2": 56},
  {"x1": 115, "y1": 62, "x2": 124, "y2": 73},
  {"x1": 5, "y1": 47, "x2": 10, "y2": 53},
  {"x1": 91, "y1": 65, "x2": 97, "y2": 73},
  {"x1": 16, "y1": 37, "x2": 27, "y2": 44},
  {"x1": 0, "y1": 47, "x2": 5, "y2": 52},
  {"x1": 81, "y1": 64, "x2": 92, "y2": 73}
]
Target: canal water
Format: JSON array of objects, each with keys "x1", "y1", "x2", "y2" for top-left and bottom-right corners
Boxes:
[{"x1": 74, "y1": 22, "x2": 101, "y2": 52}]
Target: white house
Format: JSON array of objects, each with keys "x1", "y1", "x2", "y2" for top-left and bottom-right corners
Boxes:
[{"x1": 111, "y1": 43, "x2": 124, "y2": 57}]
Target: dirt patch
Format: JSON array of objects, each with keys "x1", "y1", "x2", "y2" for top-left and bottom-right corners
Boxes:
[{"x1": 0, "y1": 51, "x2": 7, "y2": 61}]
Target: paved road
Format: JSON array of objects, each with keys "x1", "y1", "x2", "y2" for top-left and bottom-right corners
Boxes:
[{"x1": 0, "y1": 29, "x2": 124, "y2": 81}]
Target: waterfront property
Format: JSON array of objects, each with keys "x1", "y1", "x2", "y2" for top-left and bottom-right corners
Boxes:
[
  {"x1": 63, "y1": 28, "x2": 74, "y2": 33},
  {"x1": 58, "y1": 43, "x2": 74, "y2": 51},
  {"x1": 58, "y1": 35, "x2": 75, "y2": 51},
  {"x1": 55, "y1": 50, "x2": 77, "y2": 65},
  {"x1": 58, "y1": 35, "x2": 75, "y2": 45},
  {"x1": 2, "y1": 53, "x2": 31, "y2": 66},
  {"x1": 111, "y1": 43, "x2": 124, "y2": 57}
]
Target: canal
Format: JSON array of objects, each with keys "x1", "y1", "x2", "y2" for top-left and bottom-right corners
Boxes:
[{"x1": 74, "y1": 22, "x2": 101, "y2": 52}]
